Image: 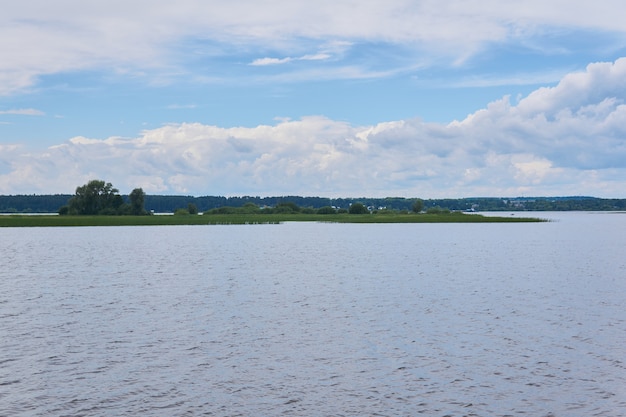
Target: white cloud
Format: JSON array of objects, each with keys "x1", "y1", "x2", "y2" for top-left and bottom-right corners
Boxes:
[
  {"x1": 516, "y1": 58, "x2": 626, "y2": 117},
  {"x1": 2, "y1": 58, "x2": 626, "y2": 197},
  {"x1": 250, "y1": 57, "x2": 294, "y2": 66},
  {"x1": 250, "y1": 53, "x2": 332, "y2": 66},
  {"x1": 167, "y1": 104, "x2": 197, "y2": 109},
  {"x1": 0, "y1": 108, "x2": 45, "y2": 116},
  {"x1": 2, "y1": 1, "x2": 626, "y2": 94}
]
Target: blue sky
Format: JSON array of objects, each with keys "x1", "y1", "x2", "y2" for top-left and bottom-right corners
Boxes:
[{"x1": 2, "y1": 1, "x2": 626, "y2": 197}]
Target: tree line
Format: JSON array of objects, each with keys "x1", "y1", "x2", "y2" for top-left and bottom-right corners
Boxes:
[
  {"x1": 202, "y1": 201, "x2": 389, "y2": 215},
  {"x1": 1, "y1": 181, "x2": 625, "y2": 213}
]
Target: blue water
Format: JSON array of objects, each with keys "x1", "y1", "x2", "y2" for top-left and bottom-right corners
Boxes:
[{"x1": 1, "y1": 212, "x2": 625, "y2": 416}]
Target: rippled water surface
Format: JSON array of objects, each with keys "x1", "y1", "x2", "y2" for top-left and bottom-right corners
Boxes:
[{"x1": 1, "y1": 212, "x2": 625, "y2": 416}]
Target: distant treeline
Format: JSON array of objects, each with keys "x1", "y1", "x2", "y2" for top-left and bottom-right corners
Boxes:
[{"x1": 1, "y1": 194, "x2": 626, "y2": 214}]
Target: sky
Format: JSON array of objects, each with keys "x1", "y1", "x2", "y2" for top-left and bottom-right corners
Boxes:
[{"x1": 1, "y1": 1, "x2": 626, "y2": 198}]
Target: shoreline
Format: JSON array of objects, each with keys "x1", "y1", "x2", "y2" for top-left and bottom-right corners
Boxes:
[{"x1": 0, "y1": 212, "x2": 547, "y2": 227}]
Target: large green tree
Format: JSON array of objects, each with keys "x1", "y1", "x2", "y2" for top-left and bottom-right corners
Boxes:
[
  {"x1": 66, "y1": 180, "x2": 123, "y2": 215},
  {"x1": 412, "y1": 198, "x2": 424, "y2": 213},
  {"x1": 129, "y1": 188, "x2": 147, "y2": 215}
]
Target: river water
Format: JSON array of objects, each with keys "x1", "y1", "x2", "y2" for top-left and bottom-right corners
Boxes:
[{"x1": 1, "y1": 212, "x2": 625, "y2": 416}]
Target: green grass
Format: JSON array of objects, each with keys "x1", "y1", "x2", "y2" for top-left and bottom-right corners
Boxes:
[{"x1": 0, "y1": 212, "x2": 547, "y2": 227}]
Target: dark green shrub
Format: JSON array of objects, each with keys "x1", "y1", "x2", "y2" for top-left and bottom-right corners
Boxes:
[
  {"x1": 349, "y1": 202, "x2": 369, "y2": 214},
  {"x1": 426, "y1": 206, "x2": 450, "y2": 214},
  {"x1": 276, "y1": 202, "x2": 301, "y2": 212},
  {"x1": 206, "y1": 206, "x2": 238, "y2": 214},
  {"x1": 317, "y1": 206, "x2": 337, "y2": 214},
  {"x1": 240, "y1": 203, "x2": 261, "y2": 213}
]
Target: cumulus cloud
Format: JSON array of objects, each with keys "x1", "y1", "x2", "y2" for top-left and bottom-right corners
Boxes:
[
  {"x1": 1, "y1": 59, "x2": 625, "y2": 197},
  {"x1": 516, "y1": 60, "x2": 626, "y2": 117}
]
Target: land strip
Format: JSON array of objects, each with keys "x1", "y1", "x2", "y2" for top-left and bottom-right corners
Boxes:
[{"x1": 0, "y1": 212, "x2": 546, "y2": 227}]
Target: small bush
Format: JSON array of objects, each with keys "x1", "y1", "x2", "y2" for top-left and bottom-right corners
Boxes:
[
  {"x1": 317, "y1": 206, "x2": 337, "y2": 214},
  {"x1": 349, "y1": 203, "x2": 369, "y2": 214},
  {"x1": 426, "y1": 206, "x2": 450, "y2": 214},
  {"x1": 240, "y1": 203, "x2": 261, "y2": 213},
  {"x1": 275, "y1": 202, "x2": 301, "y2": 213},
  {"x1": 206, "y1": 206, "x2": 238, "y2": 214}
]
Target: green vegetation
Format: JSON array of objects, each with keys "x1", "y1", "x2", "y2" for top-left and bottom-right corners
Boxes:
[
  {"x1": 0, "y1": 182, "x2": 548, "y2": 226},
  {"x1": 316, "y1": 206, "x2": 337, "y2": 214},
  {"x1": 348, "y1": 202, "x2": 369, "y2": 214},
  {"x1": 187, "y1": 203, "x2": 198, "y2": 215},
  {"x1": 426, "y1": 206, "x2": 450, "y2": 214},
  {"x1": 3, "y1": 179, "x2": 612, "y2": 225},
  {"x1": 58, "y1": 180, "x2": 149, "y2": 216},
  {"x1": 129, "y1": 188, "x2": 147, "y2": 215},
  {"x1": 0, "y1": 211, "x2": 546, "y2": 227},
  {"x1": 412, "y1": 198, "x2": 424, "y2": 213},
  {"x1": 3, "y1": 193, "x2": 626, "y2": 214},
  {"x1": 173, "y1": 203, "x2": 199, "y2": 216}
]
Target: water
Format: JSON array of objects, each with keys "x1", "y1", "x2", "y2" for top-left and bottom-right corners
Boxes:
[{"x1": 1, "y1": 212, "x2": 625, "y2": 416}]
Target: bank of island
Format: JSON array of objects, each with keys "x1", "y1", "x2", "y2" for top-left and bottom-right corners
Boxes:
[{"x1": 0, "y1": 180, "x2": 547, "y2": 226}]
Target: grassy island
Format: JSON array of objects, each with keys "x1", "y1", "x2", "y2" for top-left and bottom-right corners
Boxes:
[
  {"x1": 0, "y1": 212, "x2": 546, "y2": 227},
  {"x1": 0, "y1": 180, "x2": 547, "y2": 226}
]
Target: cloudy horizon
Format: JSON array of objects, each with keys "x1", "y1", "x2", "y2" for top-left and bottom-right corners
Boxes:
[{"x1": 2, "y1": 1, "x2": 626, "y2": 198}]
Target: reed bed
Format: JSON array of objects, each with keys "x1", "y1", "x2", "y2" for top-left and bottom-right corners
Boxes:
[{"x1": 0, "y1": 212, "x2": 546, "y2": 227}]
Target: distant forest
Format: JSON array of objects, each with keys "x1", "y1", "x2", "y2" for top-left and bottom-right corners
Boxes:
[{"x1": 1, "y1": 194, "x2": 626, "y2": 213}]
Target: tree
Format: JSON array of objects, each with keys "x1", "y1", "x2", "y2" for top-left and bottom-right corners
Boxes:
[
  {"x1": 348, "y1": 202, "x2": 369, "y2": 214},
  {"x1": 412, "y1": 198, "x2": 424, "y2": 213},
  {"x1": 67, "y1": 180, "x2": 123, "y2": 215},
  {"x1": 129, "y1": 188, "x2": 147, "y2": 215},
  {"x1": 187, "y1": 203, "x2": 198, "y2": 215}
]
